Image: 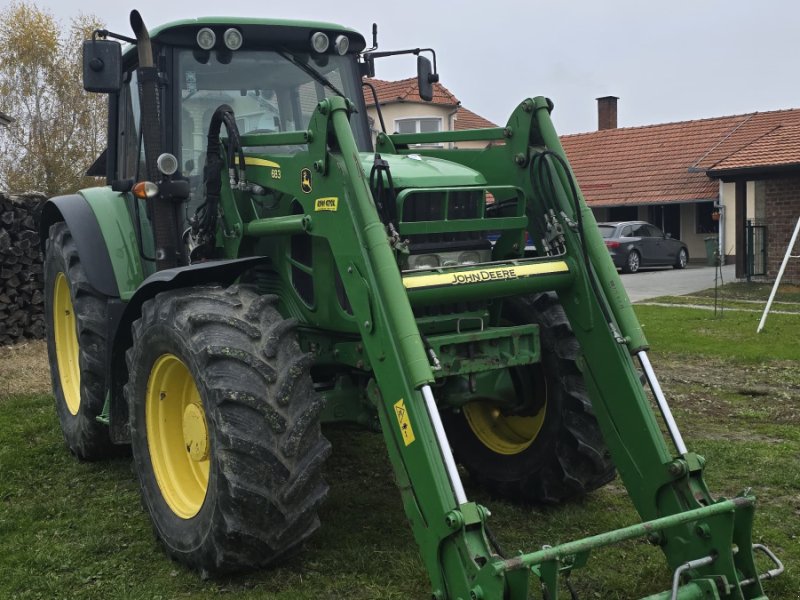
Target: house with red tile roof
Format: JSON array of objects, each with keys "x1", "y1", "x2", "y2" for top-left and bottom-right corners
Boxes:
[
  {"x1": 563, "y1": 98, "x2": 800, "y2": 281},
  {"x1": 363, "y1": 77, "x2": 496, "y2": 149}
]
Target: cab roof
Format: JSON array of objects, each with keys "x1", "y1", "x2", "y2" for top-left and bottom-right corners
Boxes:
[{"x1": 123, "y1": 16, "x2": 366, "y2": 56}]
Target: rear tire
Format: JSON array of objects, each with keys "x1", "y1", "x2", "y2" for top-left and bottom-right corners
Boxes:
[
  {"x1": 622, "y1": 250, "x2": 641, "y2": 274},
  {"x1": 442, "y1": 293, "x2": 615, "y2": 504},
  {"x1": 125, "y1": 285, "x2": 329, "y2": 574},
  {"x1": 673, "y1": 248, "x2": 688, "y2": 269},
  {"x1": 44, "y1": 222, "x2": 114, "y2": 460}
]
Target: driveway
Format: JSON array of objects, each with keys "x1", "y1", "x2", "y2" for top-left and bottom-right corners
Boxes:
[{"x1": 620, "y1": 264, "x2": 735, "y2": 303}]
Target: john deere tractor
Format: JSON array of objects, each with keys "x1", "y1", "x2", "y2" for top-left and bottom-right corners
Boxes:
[{"x1": 41, "y1": 10, "x2": 782, "y2": 598}]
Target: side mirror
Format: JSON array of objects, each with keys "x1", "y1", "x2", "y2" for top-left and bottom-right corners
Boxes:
[
  {"x1": 417, "y1": 55, "x2": 438, "y2": 102},
  {"x1": 83, "y1": 39, "x2": 122, "y2": 93}
]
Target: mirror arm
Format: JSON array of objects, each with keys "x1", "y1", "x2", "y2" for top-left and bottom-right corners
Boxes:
[
  {"x1": 364, "y1": 47, "x2": 437, "y2": 74},
  {"x1": 92, "y1": 29, "x2": 137, "y2": 45}
]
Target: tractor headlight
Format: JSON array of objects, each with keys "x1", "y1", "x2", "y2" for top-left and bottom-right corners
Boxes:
[
  {"x1": 311, "y1": 31, "x2": 329, "y2": 53},
  {"x1": 458, "y1": 251, "x2": 481, "y2": 266},
  {"x1": 408, "y1": 254, "x2": 440, "y2": 270},
  {"x1": 196, "y1": 27, "x2": 216, "y2": 50},
  {"x1": 223, "y1": 28, "x2": 243, "y2": 50},
  {"x1": 334, "y1": 35, "x2": 349, "y2": 55}
]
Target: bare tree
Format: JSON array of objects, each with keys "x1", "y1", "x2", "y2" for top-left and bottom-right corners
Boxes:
[{"x1": 0, "y1": 2, "x2": 106, "y2": 196}]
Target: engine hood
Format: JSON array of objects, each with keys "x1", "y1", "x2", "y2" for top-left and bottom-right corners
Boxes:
[{"x1": 359, "y1": 153, "x2": 486, "y2": 188}]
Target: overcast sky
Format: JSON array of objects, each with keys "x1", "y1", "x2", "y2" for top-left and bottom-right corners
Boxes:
[{"x1": 37, "y1": 0, "x2": 800, "y2": 134}]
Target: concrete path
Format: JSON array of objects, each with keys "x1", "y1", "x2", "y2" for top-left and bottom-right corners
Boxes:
[{"x1": 620, "y1": 264, "x2": 736, "y2": 303}]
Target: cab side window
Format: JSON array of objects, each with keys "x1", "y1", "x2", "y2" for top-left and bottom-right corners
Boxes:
[{"x1": 116, "y1": 69, "x2": 143, "y2": 180}]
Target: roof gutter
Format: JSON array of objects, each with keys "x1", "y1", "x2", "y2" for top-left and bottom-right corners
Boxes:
[{"x1": 707, "y1": 162, "x2": 800, "y2": 180}]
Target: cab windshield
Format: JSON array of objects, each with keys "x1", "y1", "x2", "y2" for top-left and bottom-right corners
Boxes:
[{"x1": 177, "y1": 48, "x2": 370, "y2": 174}]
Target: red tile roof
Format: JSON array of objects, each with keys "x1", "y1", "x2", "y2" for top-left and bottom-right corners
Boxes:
[
  {"x1": 561, "y1": 108, "x2": 800, "y2": 207},
  {"x1": 454, "y1": 106, "x2": 497, "y2": 130},
  {"x1": 364, "y1": 77, "x2": 459, "y2": 107},
  {"x1": 709, "y1": 124, "x2": 800, "y2": 173}
]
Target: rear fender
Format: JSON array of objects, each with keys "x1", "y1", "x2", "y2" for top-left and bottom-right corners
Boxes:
[
  {"x1": 40, "y1": 187, "x2": 147, "y2": 299},
  {"x1": 107, "y1": 257, "x2": 268, "y2": 443}
]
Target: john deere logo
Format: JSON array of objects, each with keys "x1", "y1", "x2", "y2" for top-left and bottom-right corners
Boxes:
[{"x1": 300, "y1": 168, "x2": 313, "y2": 193}]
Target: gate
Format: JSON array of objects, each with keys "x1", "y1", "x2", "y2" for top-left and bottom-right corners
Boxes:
[{"x1": 745, "y1": 219, "x2": 767, "y2": 279}]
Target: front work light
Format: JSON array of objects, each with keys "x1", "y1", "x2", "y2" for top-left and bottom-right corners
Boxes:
[
  {"x1": 334, "y1": 35, "x2": 349, "y2": 55},
  {"x1": 223, "y1": 28, "x2": 243, "y2": 50},
  {"x1": 157, "y1": 153, "x2": 179, "y2": 177},
  {"x1": 196, "y1": 27, "x2": 216, "y2": 50},
  {"x1": 311, "y1": 31, "x2": 329, "y2": 53}
]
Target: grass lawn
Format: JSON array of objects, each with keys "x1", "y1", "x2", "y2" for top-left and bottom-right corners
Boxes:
[{"x1": 1, "y1": 284, "x2": 798, "y2": 599}]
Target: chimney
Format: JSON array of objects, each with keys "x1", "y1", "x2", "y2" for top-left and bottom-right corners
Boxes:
[{"x1": 597, "y1": 96, "x2": 619, "y2": 130}]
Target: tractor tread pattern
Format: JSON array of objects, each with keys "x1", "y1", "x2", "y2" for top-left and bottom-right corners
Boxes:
[
  {"x1": 463, "y1": 293, "x2": 615, "y2": 504},
  {"x1": 125, "y1": 284, "x2": 329, "y2": 574},
  {"x1": 45, "y1": 222, "x2": 115, "y2": 460}
]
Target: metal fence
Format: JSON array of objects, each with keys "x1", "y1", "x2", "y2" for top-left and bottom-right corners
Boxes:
[{"x1": 745, "y1": 220, "x2": 767, "y2": 280}]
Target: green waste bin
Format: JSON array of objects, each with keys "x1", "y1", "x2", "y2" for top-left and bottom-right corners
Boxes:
[{"x1": 704, "y1": 236, "x2": 719, "y2": 266}]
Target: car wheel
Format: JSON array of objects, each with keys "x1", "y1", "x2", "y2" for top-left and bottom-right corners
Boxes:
[
  {"x1": 622, "y1": 250, "x2": 640, "y2": 274},
  {"x1": 673, "y1": 248, "x2": 688, "y2": 269}
]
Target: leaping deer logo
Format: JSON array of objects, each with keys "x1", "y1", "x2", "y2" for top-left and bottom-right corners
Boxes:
[{"x1": 300, "y1": 168, "x2": 313, "y2": 193}]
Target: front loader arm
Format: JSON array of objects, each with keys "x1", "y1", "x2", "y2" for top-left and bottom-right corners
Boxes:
[
  {"x1": 303, "y1": 97, "x2": 511, "y2": 599},
  {"x1": 374, "y1": 97, "x2": 771, "y2": 598}
]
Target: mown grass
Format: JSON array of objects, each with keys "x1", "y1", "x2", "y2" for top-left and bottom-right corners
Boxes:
[{"x1": 1, "y1": 284, "x2": 798, "y2": 599}]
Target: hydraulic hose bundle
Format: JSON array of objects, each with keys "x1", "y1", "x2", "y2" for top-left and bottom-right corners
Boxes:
[{"x1": 189, "y1": 104, "x2": 246, "y2": 256}]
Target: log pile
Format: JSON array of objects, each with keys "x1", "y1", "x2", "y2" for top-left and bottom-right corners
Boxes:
[{"x1": 0, "y1": 192, "x2": 47, "y2": 345}]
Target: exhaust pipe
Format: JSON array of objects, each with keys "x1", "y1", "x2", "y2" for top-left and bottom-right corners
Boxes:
[{"x1": 130, "y1": 10, "x2": 180, "y2": 270}]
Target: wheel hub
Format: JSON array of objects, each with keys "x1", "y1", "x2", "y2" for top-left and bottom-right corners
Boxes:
[
  {"x1": 182, "y1": 403, "x2": 209, "y2": 462},
  {"x1": 146, "y1": 354, "x2": 210, "y2": 519},
  {"x1": 464, "y1": 401, "x2": 546, "y2": 455}
]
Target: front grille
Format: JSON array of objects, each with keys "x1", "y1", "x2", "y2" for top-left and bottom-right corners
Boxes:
[{"x1": 401, "y1": 189, "x2": 484, "y2": 247}]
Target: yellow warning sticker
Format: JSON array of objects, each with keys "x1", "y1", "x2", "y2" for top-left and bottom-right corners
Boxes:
[
  {"x1": 402, "y1": 260, "x2": 569, "y2": 290},
  {"x1": 393, "y1": 398, "x2": 415, "y2": 446},
  {"x1": 314, "y1": 197, "x2": 339, "y2": 212}
]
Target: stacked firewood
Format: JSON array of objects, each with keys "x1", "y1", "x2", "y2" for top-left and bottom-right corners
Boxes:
[{"x1": 0, "y1": 192, "x2": 47, "y2": 345}]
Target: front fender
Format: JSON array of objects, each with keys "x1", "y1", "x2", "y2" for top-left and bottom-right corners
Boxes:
[{"x1": 107, "y1": 257, "x2": 268, "y2": 443}]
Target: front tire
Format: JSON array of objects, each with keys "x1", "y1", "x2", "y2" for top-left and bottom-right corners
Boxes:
[
  {"x1": 44, "y1": 222, "x2": 114, "y2": 460},
  {"x1": 442, "y1": 293, "x2": 615, "y2": 504},
  {"x1": 125, "y1": 285, "x2": 329, "y2": 574}
]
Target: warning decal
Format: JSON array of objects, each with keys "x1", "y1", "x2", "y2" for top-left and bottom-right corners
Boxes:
[
  {"x1": 314, "y1": 197, "x2": 338, "y2": 211},
  {"x1": 393, "y1": 398, "x2": 416, "y2": 446}
]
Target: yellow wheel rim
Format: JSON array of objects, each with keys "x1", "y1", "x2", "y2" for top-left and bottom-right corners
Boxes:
[
  {"x1": 53, "y1": 272, "x2": 81, "y2": 415},
  {"x1": 146, "y1": 354, "x2": 210, "y2": 519},
  {"x1": 463, "y1": 377, "x2": 547, "y2": 456}
]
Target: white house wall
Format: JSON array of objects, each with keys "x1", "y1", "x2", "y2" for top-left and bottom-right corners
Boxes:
[{"x1": 367, "y1": 103, "x2": 455, "y2": 144}]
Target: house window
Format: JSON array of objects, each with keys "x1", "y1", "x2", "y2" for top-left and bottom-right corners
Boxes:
[
  {"x1": 695, "y1": 201, "x2": 717, "y2": 234},
  {"x1": 395, "y1": 117, "x2": 442, "y2": 134}
]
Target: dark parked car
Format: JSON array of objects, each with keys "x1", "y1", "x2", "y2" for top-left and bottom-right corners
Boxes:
[{"x1": 598, "y1": 221, "x2": 689, "y2": 273}]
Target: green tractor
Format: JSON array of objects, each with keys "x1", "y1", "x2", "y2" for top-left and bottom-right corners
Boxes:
[{"x1": 41, "y1": 10, "x2": 782, "y2": 598}]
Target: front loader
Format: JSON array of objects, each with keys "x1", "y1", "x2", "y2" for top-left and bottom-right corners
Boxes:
[{"x1": 40, "y1": 11, "x2": 782, "y2": 598}]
